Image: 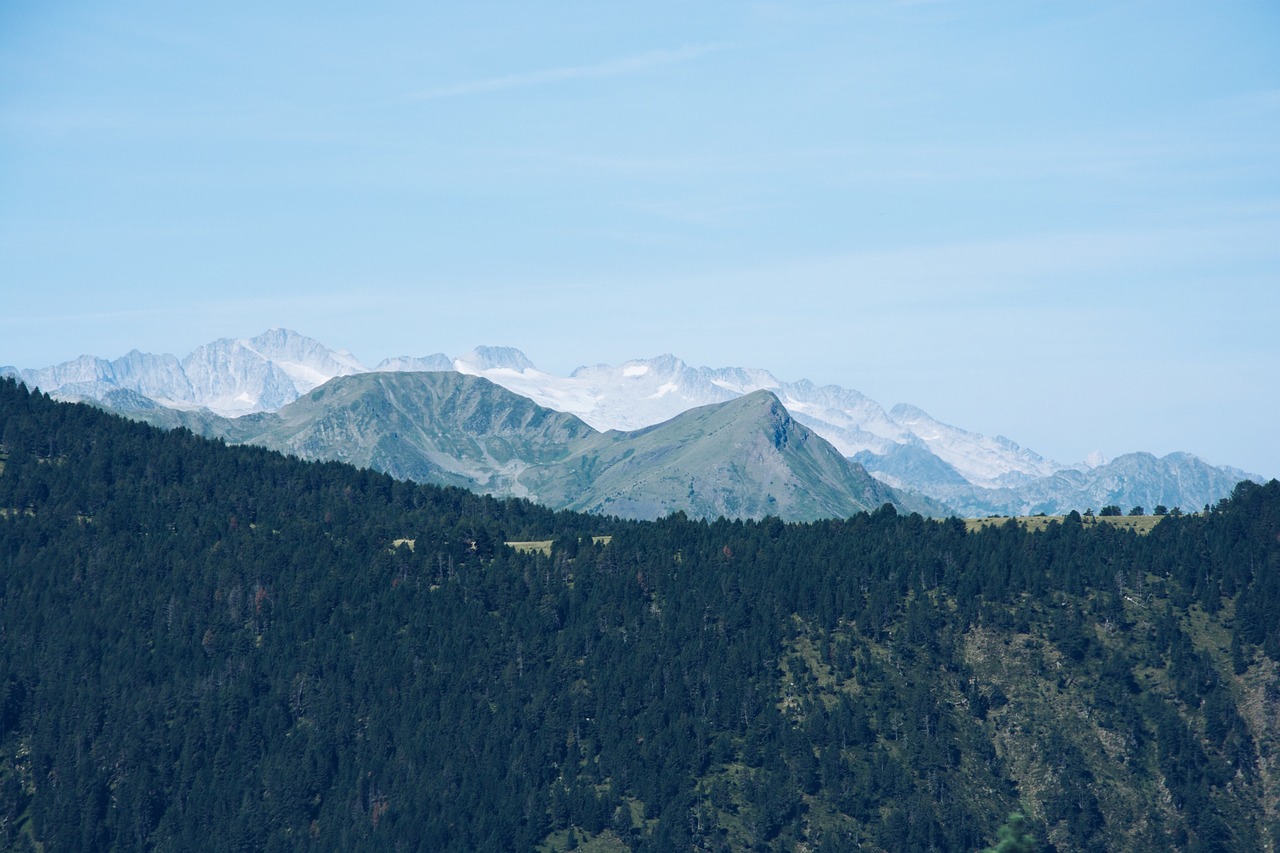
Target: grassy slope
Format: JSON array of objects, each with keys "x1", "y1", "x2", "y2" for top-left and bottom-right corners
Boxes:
[
  {"x1": 965, "y1": 514, "x2": 1168, "y2": 534},
  {"x1": 120, "y1": 377, "x2": 926, "y2": 522},
  {"x1": 520, "y1": 390, "x2": 907, "y2": 521}
]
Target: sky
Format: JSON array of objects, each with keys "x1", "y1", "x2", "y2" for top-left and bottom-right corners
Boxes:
[{"x1": 2, "y1": 0, "x2": 1278, "y2": 478}]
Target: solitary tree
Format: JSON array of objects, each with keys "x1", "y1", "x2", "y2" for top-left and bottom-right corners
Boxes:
[{"x1": 983, "y1": 812, "x2": 1037, "y2": 853}]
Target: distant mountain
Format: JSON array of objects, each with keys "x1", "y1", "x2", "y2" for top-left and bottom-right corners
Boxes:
[
  {"x1": 373, "y1": 353, "x2": 454, "y2": 372},
  {"x1": 453, "y1": 345, "x2": 538, "y2": 373},
  {"x1": 123, "y1": 372, "x2": 929, "y2": 522},
  {"x1": 1, "y1": 350, "x2": 193, "y2": 411},
  {"x1": 5, "y1": 329, "x2": 1261, "y2": 517},
  {"x1": 887, "y1": 451, "x2": 1260, "y2": 518},
  {"x1": 222, "y1": 371, "x2": 596, "y2": 497},
  {"x1": 519, "y1": 389, "x2": 929, "y2": 520},
  {"x1": 2, "y1": 329, "x2": 363, "y2": 416},
  {"x1": 884, "y1": 404, "x2": 1062, "y2": 487},
  {"x1": 179, "y1": 327, "x2": 365, "y2": 412}
]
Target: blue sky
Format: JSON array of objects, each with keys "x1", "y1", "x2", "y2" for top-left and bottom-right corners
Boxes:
[{"x1": 3, "y1": 1, "x2": 1278, "y2": 478}]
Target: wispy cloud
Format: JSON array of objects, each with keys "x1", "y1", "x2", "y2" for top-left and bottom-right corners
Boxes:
[{"x1": 412, "y1": 45, "x2": 717, "y2": 100}]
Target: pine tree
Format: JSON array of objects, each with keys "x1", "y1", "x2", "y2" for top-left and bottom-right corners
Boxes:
[{"x1": 983, "y1": 812, "x2": 1037, "y2": 853}]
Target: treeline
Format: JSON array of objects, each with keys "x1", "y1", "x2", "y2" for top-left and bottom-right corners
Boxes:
[{"x1": 1, "y1": 378, "x2": 1279, "y2": 852}]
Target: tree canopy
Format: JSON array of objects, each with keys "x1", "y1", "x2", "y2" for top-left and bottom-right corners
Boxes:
[{"x1": 2, "y1": 378, "x2": 1279, "y2": 852}]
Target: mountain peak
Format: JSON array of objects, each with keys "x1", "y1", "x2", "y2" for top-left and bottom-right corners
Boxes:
[
  {"x1": 886, "y1": 401, "x2": 1060, "y2": 487},
  {"x1": 728, "y1": 388, "x2": 788, "y2": 418},
  {"x1": 515, "y1": 389, "x2": 915, "y2": 521},
  {"x1": 455, "y1": 346, "x2": 536, "y2": 373},
  {"x1": 375, "y1": 353, "x2": 455, "y2": 373}
]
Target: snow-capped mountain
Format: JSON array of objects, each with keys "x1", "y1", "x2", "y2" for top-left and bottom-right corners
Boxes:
[
  {"x1": 455, "y1": 353, "x2": 744, "y2": 433},
  {"x1": 438, "y1": 351, "x2": 1059, "y2": 489},
  {"x1": 3, "y1": 329, "x2": 1262, "y2": 517},
  {"x1": 453, "y1": 345, "x2": 538, "y2": 374},
  {"x1": 174, "y1": 328, "x2": 365, "y2": 413},
  {"x1": 3, "y1": 329, "x2": 364, "y2": 417},
  {"x1": 885, "y1": 404, "x2": 1062, "y2": 488},
  {"x1": 2, "y1": 350, "x2": 193, "y2": 410},
  {"x1": 373, "y1": 353, "x2": 454, "y2": 373},
  {"x1": 1, "y1": 331, "x2": 1018, "y2": 481}
]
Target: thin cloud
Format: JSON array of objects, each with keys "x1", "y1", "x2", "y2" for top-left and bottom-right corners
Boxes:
[{"x1": 413, "y1": 45, "x2": 717, "y2": 100}]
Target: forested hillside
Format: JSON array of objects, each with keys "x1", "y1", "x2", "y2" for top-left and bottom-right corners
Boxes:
[{"x1": 2, "y1": 378, "x2": 1279, "y2": 852}]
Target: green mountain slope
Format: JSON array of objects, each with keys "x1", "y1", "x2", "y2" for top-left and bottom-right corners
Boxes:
[
  {"x1": 120, "y1": 372, "x2": 933, "y2": 521},
  {"x1": 4, "y1": 380, "x2": 1280, "y2": 852},
  {"x1": 521, "y1": 389, "x2": 924, "y2": 520},
  {"x1": 226, "y1": 371, "x2": 597, "y2": 495}
]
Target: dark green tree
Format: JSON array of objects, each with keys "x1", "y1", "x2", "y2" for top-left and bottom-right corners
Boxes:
[{"x1": 983, "y1": 812, "x2": 1037, "y2": 853}]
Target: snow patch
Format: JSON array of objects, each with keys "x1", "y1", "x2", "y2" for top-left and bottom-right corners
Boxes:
[
  {"x1": 623, "y1": 365, "x2": 649, "y2": 377},
  {"x1": 274, "y1": 361, "x2": 333, "y2": 392},
  {"x1": 648, "y1": 382, "x2": 678, "y2": 399}
]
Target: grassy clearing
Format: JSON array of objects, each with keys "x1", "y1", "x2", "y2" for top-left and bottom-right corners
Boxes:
[
  {"x1": 964, "y1": 514, "x2": 1167, "y2": 535},
  {"x1": 506, "y1": 536, "x2": 613, "y2": 557},
  {"x1": 506, "y1": 539, "x2": 554, "y2": 556},
  {"x1": 536, "y1": 827, "x2": 629, "y2": 853}
]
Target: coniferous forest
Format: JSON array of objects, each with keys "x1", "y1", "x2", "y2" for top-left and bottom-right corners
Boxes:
[{"x1": 2, "y1": 377, "x2": 1280, "y2": 852}]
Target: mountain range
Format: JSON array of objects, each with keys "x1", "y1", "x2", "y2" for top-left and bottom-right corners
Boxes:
[
  {"x1": 100, "y1": 371, "x2": 932, "y2": 521},
  {"x1": 3, "y1": 328, "x2": 1260, "y2": 519}
]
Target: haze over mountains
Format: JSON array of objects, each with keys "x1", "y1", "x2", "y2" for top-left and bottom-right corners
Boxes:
[
  {"x1": 2, "y1": 329, "x2": 1259, "y2": 519},
  {"x1": 94, "y1": 371, "x2": 930, "y2": 522}
]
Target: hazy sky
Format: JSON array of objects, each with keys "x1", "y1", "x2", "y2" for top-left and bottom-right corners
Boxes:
[{"x1": 3, "y1": 1, "x2": 1278, "y2": 478}]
